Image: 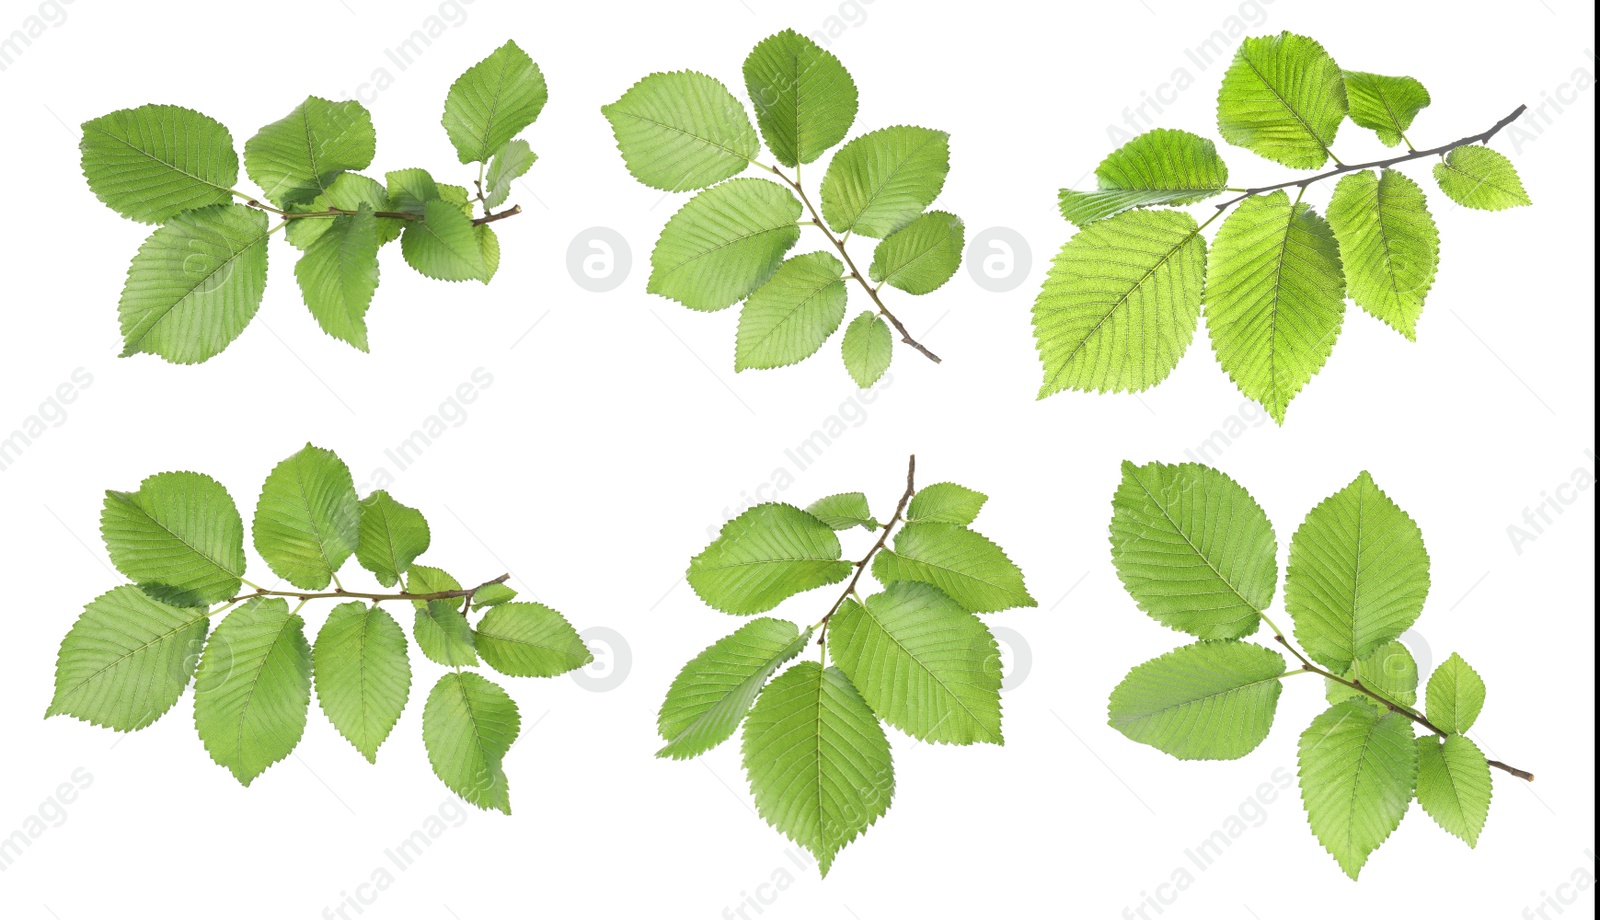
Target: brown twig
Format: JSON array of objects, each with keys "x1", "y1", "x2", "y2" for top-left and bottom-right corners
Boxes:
[
  {"x1": 817, "y1": 455, "x2": 918, "y2": 636},
  {"x1": 222, "y1": 573, "x2": 510, "y2": 607},
  {"x1": 243, "y1": 199, "x2": 524, "y2": 228}
]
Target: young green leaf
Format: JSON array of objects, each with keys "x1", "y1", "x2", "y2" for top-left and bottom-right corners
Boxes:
[
  {"x1": 295, "y1": 206, "x2": 381, "y2": 350},
  {"x1": 819, "y1": 126, "x2": 949, "y2": 238},
  {"x1": 1204, "y1": 191, "x2": 1346, "y2": 424},
  {"x1": 829, "y1": 582, "x2": 1004, "y2": 745},
  {"x1": 742, "y1": 29, "x2": 858, "y2": 167},
  {"x1": 741, "y1": 662, "x2": 893, "y2": 877},
  {"x1": 872, "y1": 522, "x2": 1035, "y2": 613},
  {"x1": 1433, "y1": 146, "x2": 1531, "y2": 210},
  {"x1": 244, "y1": 96, "x2": 376, "y2": 207},
  {"x1": 1108, "y1": 640, "x2": 1286, "y2": 760},
  {"x1": 414, "y1": 602, "x2": 478, "y2": 667},
  {"x1": 80, "y1": 104, "x2": 238, "y2": 223},
  {"x1": 1216, "y1": 31, "x2": 1347, "y2": 169},
  {"x1": 472, "y1": 583, "x2": 518, "y2": 607},
  {"x1": 193, "y1": 598, "x2": 312, "y2": 785},
  {"x1": 1110, "y1": 461, "x2": 1277, "y2": 640},
  {"x1": 1298, "y1": 701, "x2": 1418, "y2": 879},
  {"x1": 1286, "y1": 471, "x2": 1429, "y2": 673},
  {"x1": 355, "y1": 491, "x2": 431, "y2": 588},
  {"x1": 657, "y1": 618, "x2": 813, "y2": 760},
  {"x1": 1033, "y1": 209, "x2": 1207, "y2": 397},
  {"x1": 1057, "y1": 128, "x2": 1229, "y2": 226},
  {"x1": 100, "y1": 471, "x2": 245, "y2": 606},
  {"x1": 484, "y1": 139, "x2": 536, "y2": 209},
  {"x1": 1417, "y1": 734, "x2": 1492, "y2": 846},
  {"x1": 1325, "y1": 169, "x2": 1439, "y2": 340},
  {"x1": 442, "y1": 40, "x2": 547, "y2": 164},
  {"x1": 1425, "y1": 652, "x2": 1487, "y2": 735},
  {"x1": 402, "y1": 198, "x2": 490, "y2": 282},
  {"x1": 868, "y1": 210, "x2": 964, "y2": 295},
  {"x1": 408, "y1": 565, "x2": 463, "y2": 611},
  {"x1": 688, "y1": 503, "x2": 851, "y2": 614},
  {"x1": 1325, "y1": 640, "x2": 1418, "y2": 708},
  {"x1": 48, "y1": 587, "x2": 209, "y2": 731},
  {"x1": 423, "y1": 671, "x2": 520, "y2": 814},
  {"x1": 118, "y1": 204, "x2": 271, "y2": 365},
  {"x1": 252, "y1": 444, "x2": 361, "y2": 591},
  {"x1": 475, "y1": 602, "x2": 592, "y2": 677},
  {"x1": 841, "y1": 312, "x2": 892, "y2": 388},
  {"x1": 735, "y1": 251, "x2": 849, "y2": 370},
  {"x1": 1342, "y1": 71, "x2": 1431, "y2": 147},
  {"x1": 805, "y1": 492, "x2": 878, "y2": 531},
  {"x1": 602, "y1": 71, "x2": 759, "y2": 192},
  {"x1": 906, "y1": 482, "x2": 987, "y2": 526},
  {"x1": 313, "y1": 603, "x2": 411, "y2": 763},
  {"x1": 649, "y1": 178, "x2": 802, "y2": 311},
  {"x1": 386, "y1": 167, "x2": 441, "y2": 213}
]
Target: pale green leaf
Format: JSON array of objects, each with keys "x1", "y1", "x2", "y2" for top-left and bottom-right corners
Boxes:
[
  {"x1": 1417, "y1": 734, "x2": 1492, "y2": 846},
  {"x1": 1298, "y1": 701, "x2": 1418, "y2": 879},
  {"x1": 688, "y1": 503, "x2": 851, "y2": 615},
  {"x1": 1433, "y1": 146, "x2": 1531, "y2": 210},
  {"x1": 1216, "y1": 31, "x2": 1347, "y2": 169},
  {"x1": 473, "y1": 583, "x2": 518, "y2": 607},
  {"x1": 423, "y1": 671, "x2": 520, "y2": 814},
  {"x1": 873, "y1": 522, "x2": 1035, "y2": 613},
  {"x1": 820, "y1": 126, "x2": 949, "y2": 238},
  {"x1": 1325, "y1": 169, "x2": 1439, "y2": 340},
  {"x1": 1425, "y1": 652, "x2": 1487, "y2": 735},
  {"x1": 656, "y1": 618, "x2": 812, "y2": 760},
  {"x1": 475, "y1": 602, "x2": 592, "y2": 677},
  {"x1": 1286, "y1": 471, "x2": 1429, "y2": 673},
  {"x1": 741, "y1": 662, "x2": 892, "y2": 877},
  {"x1": 484, "y1": 139, "x2": 536, "y2": 209},
  {"x1": 743, "y1": 29, "x2": 858, "y2": 167},
  {"x1": 805, "y1": 492, "x2": 878, "y2": 531},
  {"x1": 385, "y1": 167, "x2": 440, "y2": 213},
  {"x1": 47, "y1": 586, "x2": 208, "y2": 731},
  {"x1": 100, "y1": 471, "x2": 245, "y2": 606},
  {"x1": 118, "y1": 204, "x2": 270, "y2": 364},
  {"x1": 602, "y1": 71, "x2": 759, "y2": 191},
  {"x1": 355, "y1": 491, "x2": 430, "y2": 588},
  {"x1": 285, "y1": 172, "x2": 403, "y2": 249},
  {"x1": 193, "y1": 598, "x2": 312, "y2": 785},
  {"x1": 1108, "y1": 640, "x2": 1286, "y2": 760},
  {"x1": 402, "y1": 199, "x2": 490, "y2": 283},
  {"x1": 841, "y1": 311, "x2": 892, "y2": 388},
  {"x1": 830, "y1": 582, "x2": 1003, "y2": 744},
  {"x1": 1110, "y1": 461, "x2": 1277, "y2": 639},
  {"x1": 80, "y1": 104, "x2": 238, "y2": 224},
  {"x1": 243, "y1": 96, "x2": 375, "y2": 207},
  {"x1": 1057, "y1": 129, "x2": 1229, "y2": 226},
  {"x1": 312, "y1": 603, "x2": 410, "y2": 763},
  {"x1": 442, "y1": 40, "x2": 547, "y2": 164},
  {"x1": 414, "y1": 601, "x2": 478, "y2": 667},
  {"x1": 252, "y1": 444, "x2": 361, "y2": 591},
  {"x1": 868, "y1": 210, "x2": 963, "y2": 295},
  {"x1": 1033, "y1": 209, "x2": 1206, "y2": 397},
  {"x1": 295, "y1": 206, "x2": 380, "y2": 350},
  {"x1": 649, "y1": 178, "x2": 802, "y2": 311},
  {"x1": 1204, "y1": 191, "x2": 1346, "y2": 423},
  {"x1": 1343, "y1": 71, "x2": 1430, "y2": 147},
  {"x1": 907, "y1": 482, "x2": 986, "y2": 526},
  {"x1": 1326, "y1": 640, "x2": 1418, "y2": 708},
  {"x1": 408, "y1": 565, "x2": 462, "y2": 611},
  {"x1": 735, "y1": 251, "x2": 848, "y2": 370}
]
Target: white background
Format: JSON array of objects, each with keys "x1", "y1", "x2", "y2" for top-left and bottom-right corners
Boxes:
[{"x1": 0, "y1": 0, "x2": 1593, "y2": 917}]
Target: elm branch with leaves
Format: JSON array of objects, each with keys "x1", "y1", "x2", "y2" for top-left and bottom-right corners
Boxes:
[
  {"x1": 1105, "y1": 460, "x2": 1532, "y2": 879},
  {"x1": 80, "y1": 41, "x2": 544, "y2": 364},
  {"x1": 47, "y1": 444, "x2": 591, "y2": 814},
  {"x1": 1033, "y1": 31, "x2": 1532, "y2": 422},
  {"x1": 603, "y1": 30, "x2": 963, "y2": 388},
  {"x1": 659, "y1": 457, "x2": 1034, "y2": 875}
]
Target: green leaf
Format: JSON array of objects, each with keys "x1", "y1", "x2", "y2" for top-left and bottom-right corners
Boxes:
[
  {"x1": 868, "y1": 210, "x2": 964, "y2": 295},
  {"x1": 285, "y1": 173, "x2": 403, "y2": 250},
  {"x1": 442, "y1": 40, "x2": 547, "y2": 164},
  {"x1": 1057, "y1": 129, "x2": 1229, "y2": 226},
  {"x1": 820, "y1": 126, "x2": 949, "y2": 238},
  {"x1": 1343, "y1": 71, "x2": 1430, "y2": 147},
  {"x1": 1417, "y1": 734, "x2": 1492, "y2": 847},
  {"x1": 295, "y1": 206, "x2": 381, "y2": 350},
  {"x1": 1286, "y1": 471, "x2": 1429, "y2": 673},
  {"x1": 1204, "y1": 191, "x2": 1346, "y2": 424},
  {"x1": 873, "y1": 522, "x2": 1035, "y2": 613},
  {"x1": 243, "y1": 96, "x2": 375, "y2": 207},
  {"x1": 475, "y1": 602, "x2": 592, "y2": 677},
  {"x1": 1425, "y1": 652, "x2": 1487, "y2": 734},
  {"x1": 656, "y1": 618, "x2": 812, "y2": 760},
  {"x1": 356, "y1": 491, "x2": 430, "y2": 588},
  {"x1": 473, "y1": 583, "x2": 518, "y2": 607},
  {"x1": 386, "y1": 167, "x2": 440, "y2": 213},
  {"x1": 312, "y1": 603, "x2": 410, "y2": 763},
  {"x1": 907, "y1": 482, "x2": 987, "y2": 526},
  {"x1": 841, "y1": 311, "x2": 892, "y2": 388},
  {"x1": 47, "y1": 586, "x2": 208, "y2": 731},
  {"x1": 407, "y1": 565, "x2": 462, "y2": 612},
  {"x1": 193, "y1": 598, "x2": 312, "y2": 785},
  {"x1": 1033, "y1": 209, "x2": 1206, "y2": 397},
  {"x1": 100, "y1": 471, "x2": 245, "y2": 606},
  {"x1": 743, "y1": 29, "x2": 858, "y2": 167},
  {"x1": 1108, "y1": 640, "x2": 1286, "y2": 760},
  {"x1": 805, "y1": 493, "x2": 877, "y2": 532},
  {"x1": 1433, "y1": 146, "x2": 1531, "y2": 210},
  {"x1": 1326, "y1": 640, "x2": 1418, "y2": 709},
  {"x1": 648, "y1": 178, "x2": 802, "y2": 311},
  {"x1": 741, "y1": 661, "x2": 893, "y2": 877},
  {"x1": 402, "y1": 198, "x2": 490, "y2": 283},
  {"x1": 602, "y1": 71, "x2": 759, "y2": 192},
  {"x1": 735, "y1": 251, "x2": 848, "y2": 370},
  {"x1": 414, "y1": 601, "x2": 478, "y2": 667},
  {"x1": 830, "y1": 582, "x2": 1004, "y2": 744},
  {"x1": 423, "y1": 671, "x2": 520, "y2": 814},
  {"x1": 118, "y1": 204, "x2": 271, "y2": 365},
  {"x1": 1298, "y1": 702, "x2": 1418, "y2": 879},
  {"x1": 688, "y1": 503, "x2": 851, "y2": 615},
  {"x1": 484, "y1": 139, "x2": 536, "y2": 209},
  {"x1": 252, "y1": 444, "x2": 361, "y2": 591},
  {"x1": 1325, "y1": 169, "x2": 1439, "y2": 340},
  {"x1": 80, "y1": 104, "x2": 238, "y2": 224},
  {"x1": 1216, "y1": 31, "x2": 1347, "y2": 169},
  {"x1": 1109, "y1": 461, "x2": 1277, "y2": 639}
]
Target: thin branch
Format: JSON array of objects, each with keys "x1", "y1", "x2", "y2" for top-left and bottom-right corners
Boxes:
[
  {"x1": 766, "y1": 166, "x2": 942, "y2": 365},
  {"x1": 1212, "y1": 104, "x2": 1527, "y2": 211},
  {"x1": 815, "y1": 455, "x2": 918, "y2": 635},
  {"x1": 241, "y1": 198, "x2": 524, "y2": 228},
  {"x1": 221, "y1": 573, "x2": 510, "y2": 607}
]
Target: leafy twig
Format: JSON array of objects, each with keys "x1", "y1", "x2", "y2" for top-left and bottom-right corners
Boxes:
[
  {"x1": 240, "y1": 197, "x2": 524, "y2": 228},
  {"x1": 219, "y1": 573, "x2": 510, "y2": 607},
  {"x1": 816, "y1": 454, "x2": 918, "y2": 634}
]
